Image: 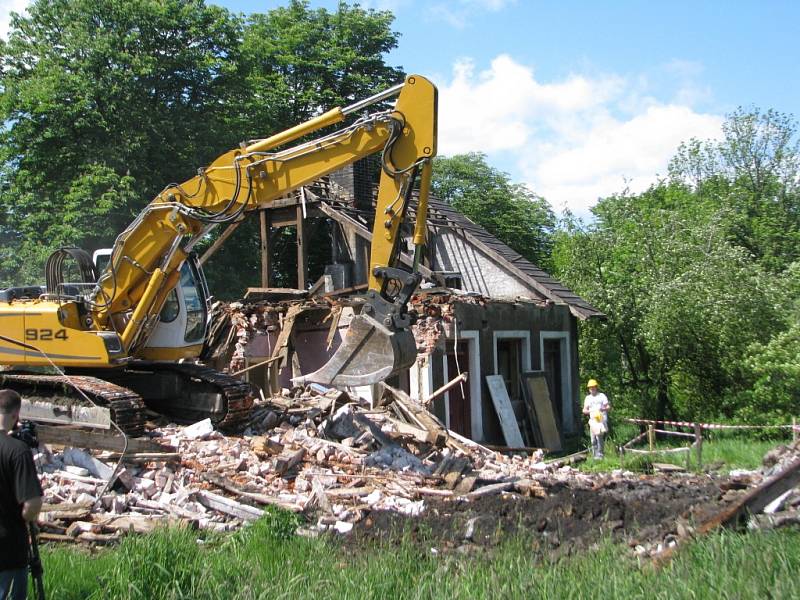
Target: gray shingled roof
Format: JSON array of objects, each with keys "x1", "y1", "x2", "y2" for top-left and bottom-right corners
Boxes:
[
  {"x1": 318, "y1": 186, "x2": 604, "y2": 321},
  {"x1": 417, "y1": 198, "x2": 604, "y2": 320}
]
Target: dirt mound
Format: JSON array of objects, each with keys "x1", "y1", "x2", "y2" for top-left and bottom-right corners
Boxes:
[{"x1": 349, "y1": 475, "x2": 725, "y2": 555}]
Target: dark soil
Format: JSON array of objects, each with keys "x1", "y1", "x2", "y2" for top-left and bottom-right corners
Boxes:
[{"x1": 347, "y1": 474, "x2": 727, "y2": 556}]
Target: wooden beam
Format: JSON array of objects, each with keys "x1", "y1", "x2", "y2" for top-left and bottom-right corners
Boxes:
[
  {"x1": 700, "y1": 457, "x2": 800, "y2": 531},
  {"x1": 315, "y1": 201, "x2": 440, "y2": 282},
  {"x1": 297, "y1": 204, "x2": 308, "y2": 290},
  {"x1": 195, "y1": 490, "x2": 263, "y2": 522},
  {"x1": 36, "y1": 425, "x2": 175, "y2": 453},
  {"x1": 199, "y1": 221, "x2": 242, "y2": 266},
  {"x1": 259, "y1": 210, "x2": 270, "y2": 287},
  {"x1": 21, "y1": 399, "x2": 111, "y2": 429}
]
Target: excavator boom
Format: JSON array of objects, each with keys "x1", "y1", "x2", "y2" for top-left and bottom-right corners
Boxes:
[{"x1": 0, "y1": 75, "x2": 438, "y2": 425}]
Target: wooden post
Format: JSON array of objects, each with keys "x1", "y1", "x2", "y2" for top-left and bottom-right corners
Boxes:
[
  {"x1": 685, "y1": 443, "x2": 692, "y2": 470},
  {"x1": 793, "y1": 417, "x2": 798, "y2": 442},
  {"x1": 648, "y1": 424, "x2": 655, "y2": 453},
  {"x1": 259, "y1": 210, "x2": 270, "y2": 287},
  {"x1": 694, "y1": 423, "x2": 703, "y2": 468},
  {"x1": 296, "y1": 205, "x2": 307, "y2": 290}
]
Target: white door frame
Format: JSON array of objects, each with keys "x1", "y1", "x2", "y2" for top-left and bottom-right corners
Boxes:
[
  {"x1": 539, "y1": 331, "x2": 574, "y2": 431},
  {"x1": 492, "y1": 330, "x2": 532, "y2": 375},
  {"x1": 440, "y1": 330, "x2": 482, "y2": 441}
]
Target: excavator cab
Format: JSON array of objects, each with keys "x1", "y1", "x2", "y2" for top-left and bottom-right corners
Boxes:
[{"x1": 93, "y1": 250, "x2": 210, "y2": 361}]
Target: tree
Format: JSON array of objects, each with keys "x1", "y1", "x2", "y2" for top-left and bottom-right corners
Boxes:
[
  {"x1": 554, "y1": 182, "x2": 782, "y2": 421},
  {"x1": 553, "y1": 107, "x2": 800, "y2": 422},
  {"x1": 669, "y1": 107, "x2": 800, "y2": 272},
  {"x1": 431, "y1": 152, "x2": 556, "y2": 270},
  {"x1": 0, "y1": 0, "x2": 241, "y2": 286},
  {"x1": 199, "y1": 0, "x2": 404, "y2": 297}
]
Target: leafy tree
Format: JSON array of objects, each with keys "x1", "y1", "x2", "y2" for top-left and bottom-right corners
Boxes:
[
  {"x1": 554, "y1": 106, "x2": 800, "y2": 422},
  {"x1": 0, "y1": 0, "x2": 241, "y2": 286},
  {"x1": 230, "y1": 0, "x2": 402, "y2": 136},
  {"x1": 669, "y1": 107, "x2": 800, "y2": 272},
  {"x1": 200, "y1": 0, "x2": 404, "y2": 297},
  {"x1": 735, "y1": 261, "x2": 800, "y2": 423},
  {"x1": 554, "y1": 182, "x2": 782, "y2": 421},
  {"x1": 431, "y1": 152, "x2": 556, "y2": 270}
]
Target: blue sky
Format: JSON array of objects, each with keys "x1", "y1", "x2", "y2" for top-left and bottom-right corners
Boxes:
[{"x1": 2, "y1": 0, "x2": 798, "y2": 216}]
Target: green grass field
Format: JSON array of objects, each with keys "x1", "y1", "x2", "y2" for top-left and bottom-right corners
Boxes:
[
  {"x1": 578, "y1": 424, "x2": 786, "y2": 473},
  {"x1": 40, "y1": 516, "x2": 800, "y2": 600}
]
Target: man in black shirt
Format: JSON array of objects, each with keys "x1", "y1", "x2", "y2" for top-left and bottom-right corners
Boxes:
[{"x1": 0, "y1": 389, "x2": 43, "y2": 600}]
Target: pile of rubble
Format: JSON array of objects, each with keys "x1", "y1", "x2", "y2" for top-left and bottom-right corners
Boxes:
[
  {"x1": 32, "y1": 383, "x2": 558, "y2": 545},
  {"x1": 31, "y1": 382, "x2": 800, "y2": 554}
]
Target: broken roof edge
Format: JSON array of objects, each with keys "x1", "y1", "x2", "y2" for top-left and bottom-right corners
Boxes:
[
  {"x1": 418, "y1": 198, "x2": 606, "y2": 320},
  {"x1": 276, "y1": 181, "x2": 606, "y2": 321}
]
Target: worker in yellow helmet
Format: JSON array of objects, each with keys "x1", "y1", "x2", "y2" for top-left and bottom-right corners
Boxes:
[{"x1": 582, "y1": 379, "x2": 610, "y2": 459}]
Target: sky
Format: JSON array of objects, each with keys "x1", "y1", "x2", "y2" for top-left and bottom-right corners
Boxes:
[{"x1": 2, "y1": 0, "x2": 799, "y2": 217}]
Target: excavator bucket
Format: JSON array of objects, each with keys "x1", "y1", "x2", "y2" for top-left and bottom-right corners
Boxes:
[{"x1": 293, "y1": 312, "x2": 417, "y2": 388}]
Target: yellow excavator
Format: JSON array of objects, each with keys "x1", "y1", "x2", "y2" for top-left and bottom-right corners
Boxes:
[{"x1": 0, "y1": 74, "x2": 437, "y2": 433}]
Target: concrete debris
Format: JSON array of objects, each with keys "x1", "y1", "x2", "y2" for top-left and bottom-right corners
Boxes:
[
  {"x1": 30, "y1": 366, "x2": 800, "y2": 552},
  {"x1": 181, "y1": 418, "x2": 215, "y2": 441},
  {"x1": 31, "y1": 380, "x2": 578, "y2": 545}
]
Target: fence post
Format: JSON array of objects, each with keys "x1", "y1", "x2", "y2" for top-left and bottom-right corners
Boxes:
[
  {"x1": 794, "y1": 417, "x2": 798, "y2": 443},
  {"x1": 648, "y1": 424, "x2": 655, "y2": 453},
  {"x1": 694, "y1": 423, "x2": 703, "y2": 469}
]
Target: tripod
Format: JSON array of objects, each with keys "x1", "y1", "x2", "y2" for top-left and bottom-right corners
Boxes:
[{"x1": 28, "y1": 523, "x2": 45, "y2": 600}]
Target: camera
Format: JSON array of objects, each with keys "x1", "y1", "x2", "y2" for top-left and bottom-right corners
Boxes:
[{"x1": 11, "y1": 419, "x2": 39, "y2": 449}]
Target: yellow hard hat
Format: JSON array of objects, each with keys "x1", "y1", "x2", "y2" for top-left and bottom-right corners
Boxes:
[{"x1": 587, "y1": 379, "x2": 599, "y2": 389}]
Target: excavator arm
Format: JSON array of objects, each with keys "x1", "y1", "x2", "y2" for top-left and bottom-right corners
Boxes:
[{"x1": 92, "y1": 74, "x2": 438, "y2": 386}]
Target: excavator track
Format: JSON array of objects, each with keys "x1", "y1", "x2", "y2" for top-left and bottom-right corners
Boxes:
[
  {"x1": 136, "y1": 362, "x2": 254, "y2": 430},
  {"x1": 0, "y1": 373, "x2": 148, "y2": 436},
  {"x1": 93, "y1": 362, "x2": 255, "y2": 430}
]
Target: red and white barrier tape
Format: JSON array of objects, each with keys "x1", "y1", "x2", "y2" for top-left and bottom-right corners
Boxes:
[{"x1": 626, "y1": 418, "x2": 797, "y2": 431}]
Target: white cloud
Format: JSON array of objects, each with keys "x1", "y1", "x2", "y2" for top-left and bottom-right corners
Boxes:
[
  {"x1": 428, "y1": 0, "x2": 516, "y2": 28},
  {"x1": 434, "y1": 55, "x2": 724, "y2": 217},
  {"x1": 0, "y1": 0, "x2": 28, "y2": 39}
]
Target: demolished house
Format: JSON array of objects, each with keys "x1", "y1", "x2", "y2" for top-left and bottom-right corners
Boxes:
[{"x1": 203, "y1": 161, "x2": 604, "y2": 451}]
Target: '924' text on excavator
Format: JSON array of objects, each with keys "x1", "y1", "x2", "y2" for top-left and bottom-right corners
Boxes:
[{"x1": 0, "y1": 74, "x2": 437, "y2": 434}]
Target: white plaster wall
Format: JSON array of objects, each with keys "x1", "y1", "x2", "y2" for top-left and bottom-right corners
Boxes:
[{"x1": 432, "y1": 231, "x2": 532, "y2": 298}]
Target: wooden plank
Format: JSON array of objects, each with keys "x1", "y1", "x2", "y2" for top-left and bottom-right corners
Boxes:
[
  {"x1": 521, "y1": 372, "x2": 562, "y2": 452},
  {"x1": 21, "y1": 399, "x2": 111, "y2": 429},
  {"x1": 243, "y1": 288, "x2": 307, "y2": 301},
  {"x1": 485, "y1": 375, "x2": 525, "y2": 447},
  {"x1": 259, "y1": 210, "x2": 270, "y2": 287},
  {"x1": 202, "y1": 472, "x2": 303, "y2": 512},
  {"x1": 700, "y1": 456, "x2": 800, "y2": 531},
  {"x1": 462, "y1": 480, "x2": 516, "y2": 500},
  {"x1": 195, "y1": 490, "x2": 263, "y2": 522},
  {"x1": 519, "y1": 377, "x2": 544, "y2": 447},
  {"x1": 199, "y1": 220, "x2": 242, "y2": 266},
  {"x1": 386, "y1": 416, "x2": 437, "y2": 444},
  {"x1": 297, "y1": 204, "x2": 308, "y2": 290},
  {"x1": 36, "y1": 425, "x2": 174, "y2": 453},
  {"x1": 380, "y1": 382, "x2": 448, "y2": 447}
]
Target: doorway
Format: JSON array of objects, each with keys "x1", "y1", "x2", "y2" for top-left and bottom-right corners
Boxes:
[{"x1": 445, "y1": 340, "x2": 470, "y2": 436}]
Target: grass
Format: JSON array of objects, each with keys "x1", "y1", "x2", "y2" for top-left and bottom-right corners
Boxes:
[
  {"x1": 38, "y1": 512, "x2": 800, "y2": 600},
  {"x1": 577, "y1": 423, "x2": 786, "y2": 473}
]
